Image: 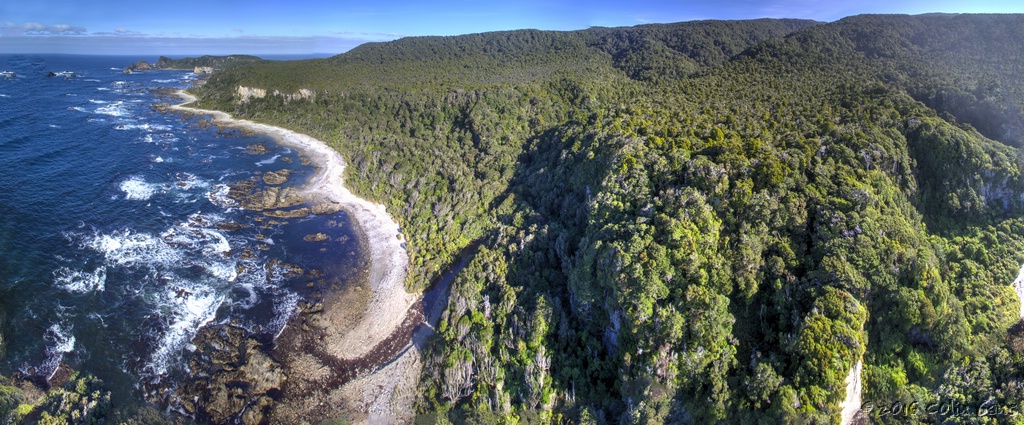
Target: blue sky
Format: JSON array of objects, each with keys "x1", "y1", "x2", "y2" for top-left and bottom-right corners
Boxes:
[{"x1": 1, "y1": 0, "x2": 1022, "y2": 56}]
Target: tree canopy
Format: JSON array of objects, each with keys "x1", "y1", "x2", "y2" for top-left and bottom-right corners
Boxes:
[{"x1": 183, "y1": 14, "x2": 1024, "y2": 424}]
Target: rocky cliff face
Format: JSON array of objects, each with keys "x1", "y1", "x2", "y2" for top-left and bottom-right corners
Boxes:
[
  {"x1": 235, "y1": 86, "x2": 268, "y2": 103},
  {"x1": 235, "y1": 86, "x2": 316, "y2": 104},
  {"x1": 122, "y1": 60, "x2": 154, "y2": 74},
  {"x1": 275, "y1": 88, "x2": 316, "y2": 103}
]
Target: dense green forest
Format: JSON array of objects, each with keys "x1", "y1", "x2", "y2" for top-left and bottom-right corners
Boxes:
[
  {"x1": 155, "y1": 54, "x2": 264, "y2": 70},
  {"x1": 173, "y1": 14, "x2": 1024, "y2": 424}
]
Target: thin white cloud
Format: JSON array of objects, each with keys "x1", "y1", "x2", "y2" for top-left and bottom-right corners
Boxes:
[
  {"x1": 93, "y1": 28, "x2": 144, "y2": 36},
  {"x1": 1, "y1": 22, "x2": 87, "y2": 36}
]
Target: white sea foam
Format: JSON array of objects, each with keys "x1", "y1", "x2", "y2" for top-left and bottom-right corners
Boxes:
[
  {"x1": 145, "y1": 281, "x2": 225, "y2": 376},
  {"x1": 119, "y1": 176, "x2": 160, "y2": 200},
  {"x1": 87, "y1": 230, "x2": 182, "y2": 267},
  {"x1": 89, "y1": 99, "x2": 108, "y2": 104},
  {"x1": 48, "y1": 124, "x2": 60, "y2": 128},
  {"x1": 116, "y1": 123, "x2": 172, "y2": 132},
  {"x1": 69, "y1": 106, "x2": 88, "y2": 113},
  {"x1": 85, "y1": 216, "x2": 234, "y2": 272},
  {"x1": 75, "y1": 199, "x2": 304, "y2": 380},
  {"x1": 81, "y1": 219, "x2": 243, "y2": 378},
  {"x1": 115, "y1": 123, "x2": 148, "y2": 131},
  {"x1": 271, "y1": 291, "x2": 301, "y2": 339},
  {"x1": 41, "y1": 323, "x2": 76, "y2": 379},
  {"x1": 96, "y1": 87, "x2": 110, "y2": 91},
  {"x1": 95, "y1": 101, "x2": 128, "y2": 117},
  {"x1": 152, "y1": 156, "x2": 165, "y2": 163},
  {"x1": 159, "y1": 226, "x2": 231, "y2": 260},
  {"x1": 49, "y1": 324, "x2": 76, "y2": 354},
  {"x1": 54, "y1": 266, "x2": 107, "y2": 293},
  {"x1": 255, "y1": 154, "x2": 280, "y2": 166},
  {"x1": 152, "y1": 79, "x2": 178, "y2": 83},
  {"x1": 207, "y1": 184, "x2": 236, "y2": 208},
  {"x1": 200, "y1": 259, "x2": 237, "y2": 281},
  {"x1": 0, "y1": 94, "x2": 9, "y2": 98},
  {"x1": 84, "y1": 79, "x2": 101, "y2": 82}
]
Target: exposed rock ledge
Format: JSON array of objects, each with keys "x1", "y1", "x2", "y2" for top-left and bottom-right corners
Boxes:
[
  {"x1": 236, "y1": 85, "x2": 316, "y2": 104},
  {"x1": 839, "y1": 360, "x2": 864, "y2": 425},
  {"x1": 1014, "y1": 264, "x2": 1024, "y2": 319}
]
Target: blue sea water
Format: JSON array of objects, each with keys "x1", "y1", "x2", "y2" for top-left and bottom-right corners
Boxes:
[{"x1": 0, "y1": 55, "x2": 364, "y2": 399}]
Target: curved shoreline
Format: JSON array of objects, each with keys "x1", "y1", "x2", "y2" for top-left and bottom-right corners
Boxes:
[{"x1": 170, "y1": 91, "x2": 417, "y2": 361}]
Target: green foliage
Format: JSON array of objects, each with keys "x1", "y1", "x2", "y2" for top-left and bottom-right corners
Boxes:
[
  {"x1": 0, "y1": 377, "x2": 22, "y2": 423},
  {"x1": 187, "y1": 14, "x2": 1024, "y2": 424},
  {"x1": 155, "y1": 54, "x2": 264, "y2": 70},
  {"x1": 9, "y1": 372, "x2": 113, "y2": 425}
]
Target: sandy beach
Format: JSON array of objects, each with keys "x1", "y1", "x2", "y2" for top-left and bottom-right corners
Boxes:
[
  {"x1": 171, "y1": 91, "x2": 422, "y2": 423},
  {"x1": 171, "y1": 91, "x2": 417, "y2": 357}
]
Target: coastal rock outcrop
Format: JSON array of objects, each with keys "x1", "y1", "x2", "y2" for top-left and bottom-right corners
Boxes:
[
  {"x1": 173, "y1": 324, "x2": 285, "y2": 424},
  {"x1": 303, "y1": 233, "x2": 329, "y2": 242},
  {"x1": 122, "y1": 60, "x2": 154, "y2": 74},
  {"x1": 245, "y1": 143, "x2": 268, "y2": 155},
  {"x1": 262, "y1": 169, "x2": 293, "y2": 185},
  {"x1": 310, "y1": 202, "x2": 344, "y2": 215},
  {"x1": 237, "y1": 185, "x2": 305, "y2": 211}
]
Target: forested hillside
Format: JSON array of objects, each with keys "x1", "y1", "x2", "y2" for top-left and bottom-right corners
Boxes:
[
  {"x1": 191, "y1": 14, "x2": 1024, "y2": 424},
  {"x1": 155, "y1": 54, "x2": 264, "y2": 70}
]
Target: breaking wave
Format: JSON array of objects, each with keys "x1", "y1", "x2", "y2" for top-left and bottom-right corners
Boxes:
[
  {"x1": 40, "y1": 324, "x2": 76, "y2": 380},
  {"x1": 255, "y1": 154, "x2": 280, "y2": 166},
  {"x1": 115, "y1": 123, "x2": 173, "y2": 132},
  {"x1": 95, "y1": 101, "x2": 128, "y2": 117},
  {"x1": 77, "y1": 211, "x2": 297, "y2": 380},
  {"x1": 119, "y1": 176, "x2": 160, "y2": 201},
  {"x1": 54, "y1": 266, "x2": 107, "y2": 293},
  {"x1": 118, "y1": 174, "x2": 211, "y2": 201},
  {"x1": 207, "y1": 184, "x2": 236, "y2": 208}
]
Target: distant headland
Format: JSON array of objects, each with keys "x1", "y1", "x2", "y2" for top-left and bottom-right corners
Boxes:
[{"x1": 123, "y1": 54, "x2": 263, "y2": 74}]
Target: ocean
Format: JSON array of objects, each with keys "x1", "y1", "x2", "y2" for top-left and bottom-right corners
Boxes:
[{"x1": 0, "y1": 54, "x2": 364, "y2": 401}]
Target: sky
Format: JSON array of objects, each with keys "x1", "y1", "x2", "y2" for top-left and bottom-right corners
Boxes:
[{"x1": 1, "y1": 0, "x2": 1022, "y2": 56}]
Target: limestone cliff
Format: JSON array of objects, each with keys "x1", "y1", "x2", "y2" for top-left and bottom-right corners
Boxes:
[{"x1": 236, "y1": 86, "x2": 316, "y2": 104}]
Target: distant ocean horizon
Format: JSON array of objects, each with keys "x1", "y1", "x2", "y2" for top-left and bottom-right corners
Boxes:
[
  {"x1": 148, "y1": 53, "x2": 337, "y2": 61},
  {"x1": 0, "y1": 52, "x2": 337, "y2": 61},
  {"x1": 0, "y1": 54, "x2": 362, "y2": 402}
]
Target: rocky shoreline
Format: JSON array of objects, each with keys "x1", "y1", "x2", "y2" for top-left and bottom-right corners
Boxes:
[{"x1": 167, "y1": 91, "x2": 423, "y2": 423}]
